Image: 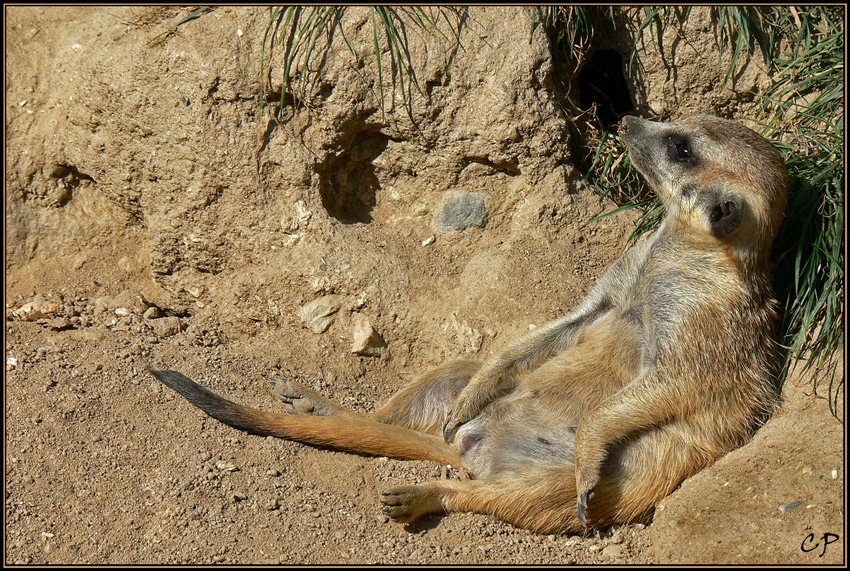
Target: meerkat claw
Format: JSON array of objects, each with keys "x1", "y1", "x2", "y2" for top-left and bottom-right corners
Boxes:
[
  {"x1": 443, "y1": 418, "x2": 463, "y2": 443},
  {"x1": 577, "y1": 489, "x2": 594, "y2": 527}
]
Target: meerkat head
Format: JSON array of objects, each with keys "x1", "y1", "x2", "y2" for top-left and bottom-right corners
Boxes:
[{"x1": 619, "y1": 114, "x2": 788, "y2": 263}]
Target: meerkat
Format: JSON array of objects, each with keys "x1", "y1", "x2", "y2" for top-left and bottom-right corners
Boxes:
[{"x1": 151, "y1": 114, "x2": 788, "y2": 534}]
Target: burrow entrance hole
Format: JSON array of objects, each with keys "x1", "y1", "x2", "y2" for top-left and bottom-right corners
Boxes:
[
  {"x1": 316, "y1": 129, "x2": 390, "y2": 224},
  {"x1": 576, "y1": 49, "x2": 635, "y2": 130}
]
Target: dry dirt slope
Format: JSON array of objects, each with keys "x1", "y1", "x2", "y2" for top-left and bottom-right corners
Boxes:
[{"x1": 4, "y1": 5, "x2": 846, "y2": 565}]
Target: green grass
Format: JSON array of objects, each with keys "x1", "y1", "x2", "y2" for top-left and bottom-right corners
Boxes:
[{"x1": 752, "y1": 9, "x2": 844, "y2": 414}]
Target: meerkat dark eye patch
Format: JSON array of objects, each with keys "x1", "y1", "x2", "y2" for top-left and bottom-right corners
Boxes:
[
  {"x1": 707, "y1": 198, "x2": 743, "y2": 238},
  {"x1": 667, "y1": 134, "x2": 693, "y2": 163}
]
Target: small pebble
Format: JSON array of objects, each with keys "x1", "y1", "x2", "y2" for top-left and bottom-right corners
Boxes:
[
  {"x1": 143, "y1": 306, "x2": 163, "y2": 320},
  {"x1": 215, "y1": 461, "x2": 238, "y2": 472}
]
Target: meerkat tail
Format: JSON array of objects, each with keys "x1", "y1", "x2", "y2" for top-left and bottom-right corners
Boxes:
[{"x1": 149, "y1": 368, "x2": 462, "y2": 467}]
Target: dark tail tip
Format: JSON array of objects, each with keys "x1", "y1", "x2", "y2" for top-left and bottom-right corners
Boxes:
[
  {"x1": 149, "y1": 367, "x2": 218, "y2": 408},
  {"x1": 149, "y1": 367, "x2": 267, "y2": 435}
]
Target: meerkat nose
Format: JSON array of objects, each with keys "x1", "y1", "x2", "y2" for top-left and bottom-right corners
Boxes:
[{"x1": 618, "y1": 118, "x2": 630, "y2": 135}]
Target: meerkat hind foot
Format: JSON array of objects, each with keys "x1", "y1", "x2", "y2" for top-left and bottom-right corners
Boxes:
[
  {"x1": 381, "y1": 484, "x2": 445, "y2": 523},
  {"x1": 271, "y1": 377, "x2": 349, "y2": 417}
]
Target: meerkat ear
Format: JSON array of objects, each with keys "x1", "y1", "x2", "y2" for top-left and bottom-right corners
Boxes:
[{"x1": 707, "y1": 194, "x2": 744, "y2": 238}]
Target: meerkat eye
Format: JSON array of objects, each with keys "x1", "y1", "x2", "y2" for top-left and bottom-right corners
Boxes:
[{"x1": 667, "y1": 135, "x2": 692, "y2": 162}]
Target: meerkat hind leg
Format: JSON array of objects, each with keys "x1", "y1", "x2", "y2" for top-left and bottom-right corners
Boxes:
[
  {"x1": 369, "y1": 359, "x2": 482, "y2": 434},
  {"x1": 273, "y1": 359, "x2": 481, "y2": 432},
  {"x1": 382, "y1": 464, "x2": 585, "y2": 534}
]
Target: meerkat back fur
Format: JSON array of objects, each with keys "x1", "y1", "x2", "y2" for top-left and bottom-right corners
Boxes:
[{"x1": 151, "y1": 114, "x2": 788, "y2": 534}]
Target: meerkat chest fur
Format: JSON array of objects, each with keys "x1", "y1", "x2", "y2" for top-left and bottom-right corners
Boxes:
[
  {"x1": 590, "y1": 222, "x2": 747, "y2": 377},
  {"x1": 613, "y1": 114, "x2": 788, "y2": 425}
]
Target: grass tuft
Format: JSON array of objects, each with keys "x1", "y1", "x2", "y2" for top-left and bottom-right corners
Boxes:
[
  {"x1": 260, "y1": 7, "x2": 465, "y2": 125},
  {"x1": 751, "y1": 10, "x2": 844, "y2": 413}
]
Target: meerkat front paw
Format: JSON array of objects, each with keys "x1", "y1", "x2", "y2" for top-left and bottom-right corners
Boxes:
[
  {"x1": 574, "y1": 421, "x2": 606, "y2": 526},
  {"x1": 442, "y1": 406, "x2": 475, "y2": 442},
  {"x1": 574, "y1": 437, "x2": 607, "y2": 526},
  {"x1": 442, "y1": 393, "x2": 488, "y2": 442}
]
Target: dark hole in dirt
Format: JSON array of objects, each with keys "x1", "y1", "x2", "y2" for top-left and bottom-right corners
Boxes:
[
  {"x1": 317, "y1": 130, "x2": 389, "y2": 224},
  {"x1": 577, "y1": 49, "x2": 635, "y2": 130}
]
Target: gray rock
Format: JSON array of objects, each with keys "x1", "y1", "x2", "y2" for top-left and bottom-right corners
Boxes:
[{"x1": 436, "y1": 193, "x2": 487, "y2": 231}]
